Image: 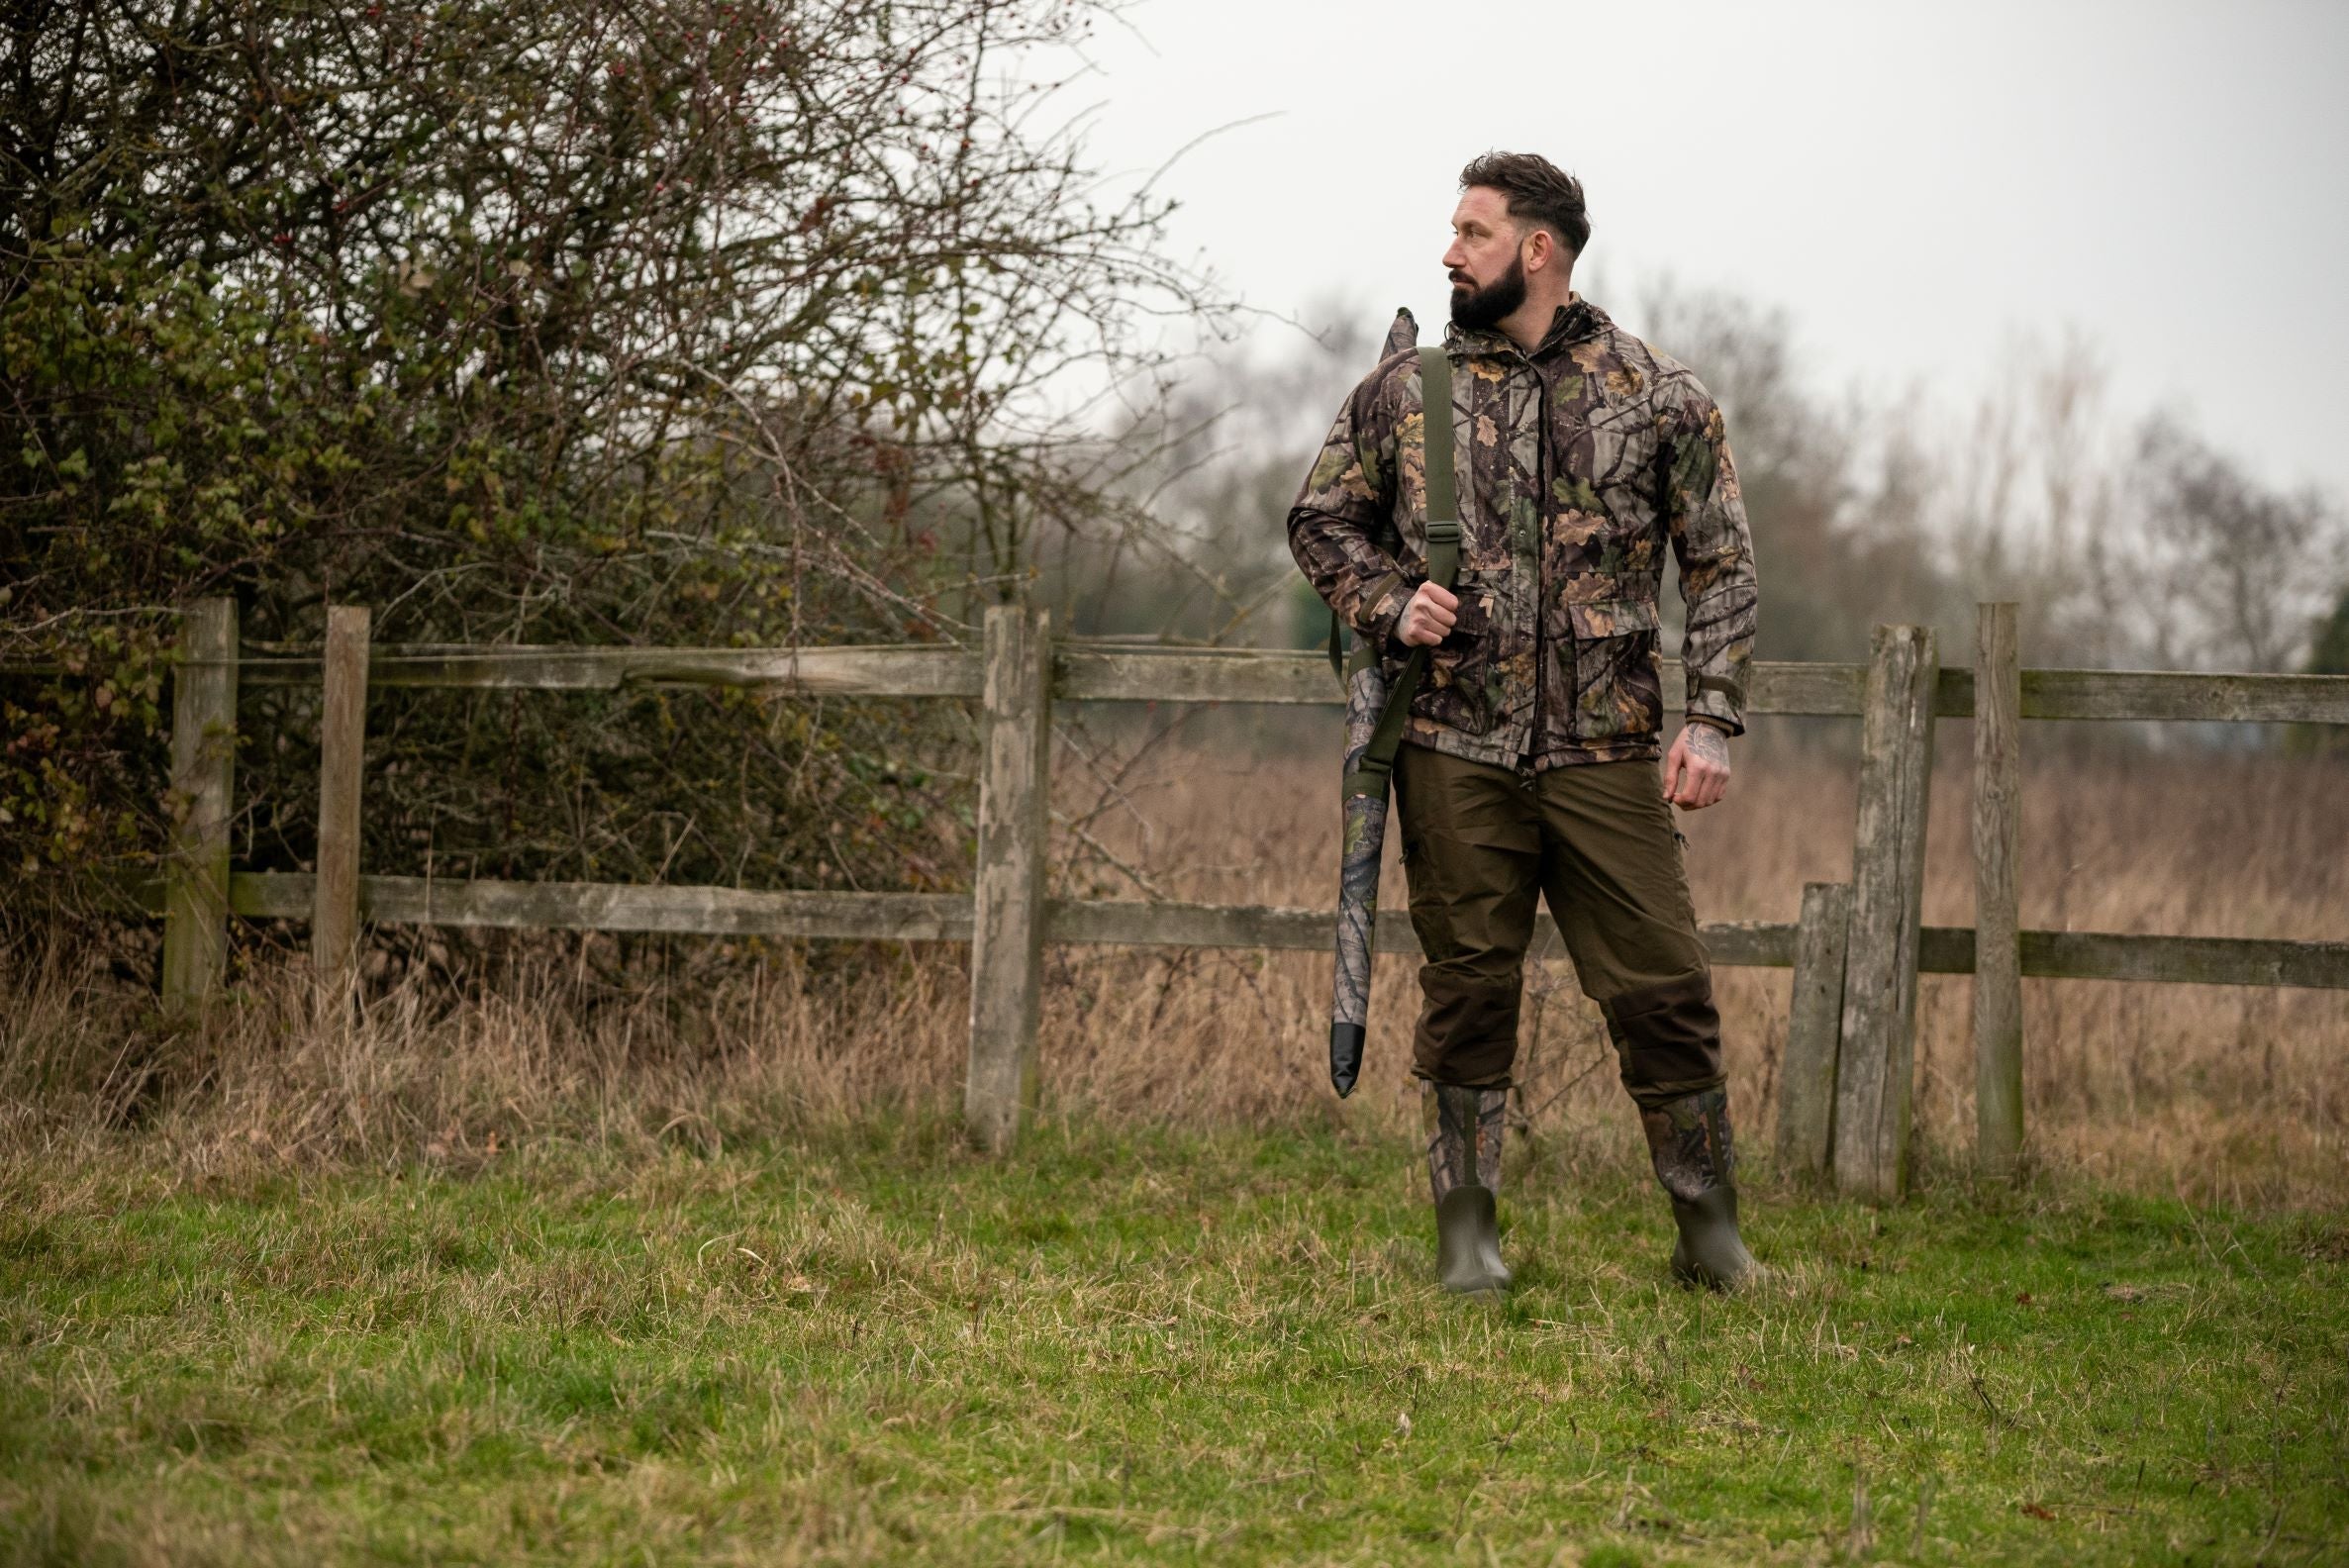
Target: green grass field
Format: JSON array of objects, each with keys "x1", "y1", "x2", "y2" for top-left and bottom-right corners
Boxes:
[{"x1": 4, "y1": 1121, "x2": 2343, "y2": 1565}]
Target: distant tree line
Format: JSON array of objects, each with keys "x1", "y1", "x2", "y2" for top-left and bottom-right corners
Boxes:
[{"x1": 1119, "y1": 286, "x2": 2349, "y2": 704}]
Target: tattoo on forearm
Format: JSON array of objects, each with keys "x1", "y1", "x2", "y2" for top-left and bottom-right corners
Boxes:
[{"x1": 1686, "y1": 723, "x2": 1729, "y2": 769}]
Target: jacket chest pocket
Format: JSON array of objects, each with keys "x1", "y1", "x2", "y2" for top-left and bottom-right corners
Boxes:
[{"x1": 1566, "y1": 598, "x2": 1664, "y2": 742}]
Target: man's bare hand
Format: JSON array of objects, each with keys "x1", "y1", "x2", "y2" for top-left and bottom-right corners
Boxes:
[
  {"x1": 1397, "y1": 582, "x2": 1459, "y2": 647},
  {"x1": 1663, "y1": 720, "x2": 1732, "y2": 810}
]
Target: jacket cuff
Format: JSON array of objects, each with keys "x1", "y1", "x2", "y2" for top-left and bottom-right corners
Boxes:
[
  {"x1": 1685, "y1": 673, "x2": 1745, "y2": 735},
  {"x1": 1356, "y1": 571, "x2": 1412, "y2": 652}
]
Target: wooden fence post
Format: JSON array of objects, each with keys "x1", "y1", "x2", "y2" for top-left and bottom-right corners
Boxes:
[
  {"x1": 313, "y1": 605, "x2": 372, "y2": 1018},
  {"x1": 964, "y1": 604, "x2": 1052, "y2": 1153},
  {"x1": 1833, "y1": 624, "x2": 1938, "y2": 1202},
  {"x1": 161, "y1": 598, "x2": 239, "y2": 1015},
  {"x1": 1776, "y1": 880, "x2": 1851, "y2": 1176},
  {"x1": 1973, "y1": 602, "x2": 2024, "y2": 1181}
]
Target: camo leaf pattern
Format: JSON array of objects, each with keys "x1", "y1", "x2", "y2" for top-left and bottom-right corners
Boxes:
[{"x1": 1289, "y1": 299, "x2": 1757, "y2": 771}]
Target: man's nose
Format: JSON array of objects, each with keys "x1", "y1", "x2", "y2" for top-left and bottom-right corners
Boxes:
[{"x1": 1441, "y1": 239, "x2": 1467, "y2": 272}]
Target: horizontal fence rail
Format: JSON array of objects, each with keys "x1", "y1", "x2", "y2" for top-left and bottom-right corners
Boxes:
[
  {"x1": 186, "y1": 644, "x2": 984, "y2": 696},
  {"x1": 132, "y1": 875, "x2": 2349, "y2": 992},
  {"x1": 110, "y1": 643, "x2": 2349, "y2": 723}
]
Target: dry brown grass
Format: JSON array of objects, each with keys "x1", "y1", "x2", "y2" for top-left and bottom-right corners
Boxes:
[
  {"x1": 4, "y1": 729, "x2": 2344, "y2": 1207},
  {"x1": 1062, "y1": 730, "x2": 2349, "y2": 1208}
]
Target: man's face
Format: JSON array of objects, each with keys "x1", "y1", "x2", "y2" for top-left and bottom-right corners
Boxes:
[{"x1": 1444, "y1": 185, "x2": 1527, "y2": 331}]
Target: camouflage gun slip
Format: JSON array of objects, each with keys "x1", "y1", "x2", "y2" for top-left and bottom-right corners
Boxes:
[{"x1": 1327, "y1": 314, "x2": 1462, "y2": 1098}]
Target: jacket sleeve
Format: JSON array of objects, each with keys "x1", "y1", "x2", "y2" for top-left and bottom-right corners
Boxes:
[
  {"x1": 1664, "y1": 384, "x2": 1759, "y2": 734},
  {"x1": 1287, "y1": 365, "x2": 1414, "y2": 652}
]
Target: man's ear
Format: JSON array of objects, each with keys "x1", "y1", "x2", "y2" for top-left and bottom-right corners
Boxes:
[{"x1": 1521, "y1": 226, "x2": 1554, "y2": 276}]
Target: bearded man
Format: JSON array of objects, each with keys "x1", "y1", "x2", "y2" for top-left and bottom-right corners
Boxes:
[{"x1": 1287, "y1": 151, "x2": 1761, "y2": 1294}]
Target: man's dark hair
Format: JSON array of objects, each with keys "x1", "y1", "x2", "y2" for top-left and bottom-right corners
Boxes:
[{"x1": 1459, "y1": 151, "x2": 1590, "y2": 259}]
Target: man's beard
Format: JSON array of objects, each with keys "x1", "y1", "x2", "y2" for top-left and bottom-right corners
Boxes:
[{"x1": 1449, "y1": 252, "x2": 1527, "y2": 331}]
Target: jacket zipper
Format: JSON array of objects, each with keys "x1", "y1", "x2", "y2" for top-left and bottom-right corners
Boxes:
[{"x1": 1523, "y1": 349, "x2": 1547, "y2": 786}]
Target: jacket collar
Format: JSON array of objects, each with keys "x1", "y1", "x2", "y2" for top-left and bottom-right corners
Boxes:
[{"x1": 1444, "y1": 294, "x2": 1609, "y2": 361}]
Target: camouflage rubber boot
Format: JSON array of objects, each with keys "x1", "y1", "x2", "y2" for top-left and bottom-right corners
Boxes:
[
  {"x1": 1638, "y1": 1086, "x2": 1758, "y2": 1291},
  {"x1": 1424, "y1": 1083, "x2": 1511, "y2": 1295}
]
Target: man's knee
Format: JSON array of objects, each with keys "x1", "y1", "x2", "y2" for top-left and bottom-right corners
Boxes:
[
  {"x1": 1600, "y1": 970, "x2": 1724, "y2": 1108},
  {"x1": 1413, "y1": 965, "x2": 1521, "y2": 1087}
]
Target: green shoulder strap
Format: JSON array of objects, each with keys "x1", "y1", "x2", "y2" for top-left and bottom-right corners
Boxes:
[
  {"x1": 1419, "y1": 345, "x2": 1460, "y2": 532},
  {"x1": 1340, "y1": 346, "x2": 1462, "y2": 796}
]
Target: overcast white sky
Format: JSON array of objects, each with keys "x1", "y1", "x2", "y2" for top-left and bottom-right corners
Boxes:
[{"x1": 1072, "y1": 0, "x2": 2349, "y2": 501}]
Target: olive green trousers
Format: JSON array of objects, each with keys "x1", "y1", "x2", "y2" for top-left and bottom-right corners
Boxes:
[{"x1": 1392, "y1": 742, "x2": 1724, "y2": 1106}]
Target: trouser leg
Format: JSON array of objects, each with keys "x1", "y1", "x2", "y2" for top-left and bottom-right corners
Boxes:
[
  {"x1": 1532, "y1": 758, "x2": 1755, "y2": 1290},
  {"x1": 1528, "y1": 759, "x2": 1722, "y2": 1106},
  {"x1": 1392, "y1": 743, "x2": 1542, "y2": 1089},
  {"x1": 1392, "y1": 743, "x2": 1536, "y2": 1294}
]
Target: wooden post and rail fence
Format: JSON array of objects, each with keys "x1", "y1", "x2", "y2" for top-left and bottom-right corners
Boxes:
[{"x1": 127, "y1": 598, "x2": 2349, "y2": 1194}]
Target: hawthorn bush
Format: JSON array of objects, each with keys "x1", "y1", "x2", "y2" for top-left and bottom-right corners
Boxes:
[{"x1": 0, "y1": 0, "x2": 1211, "y2": 953}]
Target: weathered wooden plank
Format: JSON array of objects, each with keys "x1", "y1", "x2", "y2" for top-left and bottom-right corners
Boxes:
[
  {"x1": 312, "y1": 606, "x2": 370, "y2": 1016},
  {"x1": 1777, "y1": 882, "x2": 1852, "y2": 1177},
  {"x1": 1918, "y1": 927, "x2": 1975, "y2": 974},
  {"x1": 1925, "y1": 666, "x2": 2349, "y2": 722},
  {"x1": 199, "y1": 637, "x2": 2349, "y2": 725},
  {"x1": 1745, "y1": 662, "x2": 1871, "y2": 717},
  {"x1": 238, "y1": 644, "x2": 982, "y2": 697},
  {"x1": 1913, "y1": 927, "x2": 2349, "y2": 987},
  {"x1": 209, "y1": 869, "x2": 2349, "y2": 992},
  {"x1": 1043, "y1": 899, "x2": 1800, "y2": 966},
  {"x1": 1228, "y1": 915, "x2": 2344, "y2": 988},
  {"x1": 1834, "y1": 625, "x2": 1939, "y2": 1203},
  {"x1": 50, "y1": 628, "x2": 2349, "y2": 725},
  {"x1": 965, "y1": 607, "x2": 1053, "y2": 1154},
  {"x1": 232, "y1": 873, "x2": 971, "y2": 938},
  {"x1": 2017, "y1": 668, "x2": 2349, "y2": 724},
  {"x1": 1693, "y1": 921, "x2": 1803, "y2": 969},
  {"x1": 1047, "y1": 897, "x2": 1348, "y2": 951},
  {"x1": 1973, "y1": 604, "x2": 2025, "y2": 1181},
  {"x1": 161, "y1": 600, "x2": 238, "y2": 1015},
  {"x1": 2015, "y1": 930, "x2": 2349, "y2": 988},
  {"x1": 222, "y1": 877, "x2": 1773, "y2": 959},
  {"x1": 1054, "y1": 647, "x2": 1340, "y2": 706}
]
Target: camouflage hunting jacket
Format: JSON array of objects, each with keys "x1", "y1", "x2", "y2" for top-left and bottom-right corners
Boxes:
[{"x1": 1287, "y1": 297, "x2": 1758, "y2": 771}]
